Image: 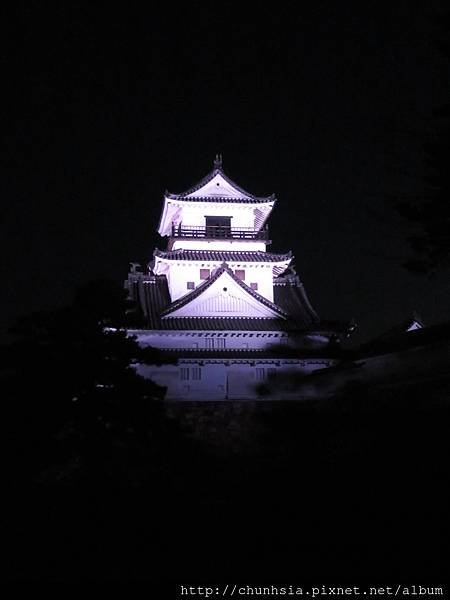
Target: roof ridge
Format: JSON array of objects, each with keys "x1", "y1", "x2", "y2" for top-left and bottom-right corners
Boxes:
[{"x1": 165, "y1": 162, "x2": 274, "y2": 202}]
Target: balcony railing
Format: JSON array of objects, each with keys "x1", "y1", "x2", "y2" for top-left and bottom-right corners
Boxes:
[{"x1": 171, "y1": 224, "x2": 269, "y2": 240}]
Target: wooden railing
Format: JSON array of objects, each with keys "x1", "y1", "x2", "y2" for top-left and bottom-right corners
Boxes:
[{"x1": 170, "y1": 224, "x2": 269, "y2": 240}]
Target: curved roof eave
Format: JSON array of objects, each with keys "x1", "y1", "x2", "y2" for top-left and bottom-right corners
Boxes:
[
  {"x1": 164, "y1": 192, "x2": 277, "y2": 204},
  {"x1": 166, "y1": 163, "x2": 275, "y2": 203},
  {"x1": 153, "y1": 248, "x2": 293, "y2": 263}
]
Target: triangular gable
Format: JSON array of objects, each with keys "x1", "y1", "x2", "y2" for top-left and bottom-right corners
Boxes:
[
  {"x1": 376, "y1": 314, "x2": 425, "y2": 341},
  {"x1": 162, "y1": 267, "x2": 287, "y2": 319},
  {"x1": 185, "y1": 172, "x2": 252, "y2": 200},
  {"x1": 158, "y1": 162, "x2": 276, "y2": 235},
  {"x1": 406, "y1": 320, "x2": 424, "y2": 332},
  {"x1": 166, "y1": 162, "x2": 274, "y2": 202}
]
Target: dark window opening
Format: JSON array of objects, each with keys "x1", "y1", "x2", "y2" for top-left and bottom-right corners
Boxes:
[
  {"x1": 200, "y1": 269, "x2": 210, "y2": 280},
  {"x1": 205, "y1": 216, "x2": 231, "y2": 238}
]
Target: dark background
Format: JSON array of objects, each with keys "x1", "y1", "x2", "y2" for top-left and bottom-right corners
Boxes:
[
  {"x1": 2, "y1": 2, "x2": 450, "y2": 341},
  {"x1": 3, "y1": 4, "x2": 450, "y2": 585}
]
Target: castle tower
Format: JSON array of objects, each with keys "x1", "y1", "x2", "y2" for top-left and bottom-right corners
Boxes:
[{"x1": 125, "y1": 158, "x2": 350, "y2": 400}]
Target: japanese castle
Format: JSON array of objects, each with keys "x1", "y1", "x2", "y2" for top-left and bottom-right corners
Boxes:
[{"x1": 125, "y1": 156, "x2": 351, "y2": 400}]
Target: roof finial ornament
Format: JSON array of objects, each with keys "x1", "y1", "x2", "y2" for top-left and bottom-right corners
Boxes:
[{"x1": 214, "y1": 153, "x2": 223, "y2": 169}]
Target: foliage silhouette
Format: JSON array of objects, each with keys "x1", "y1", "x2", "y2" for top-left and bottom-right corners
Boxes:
[
  {"x1": 2, "y1": 279, "x2": 191, "y2": 487},
  {"x1": 396, "y1": 14, "x2": 450, "y2": 274}
]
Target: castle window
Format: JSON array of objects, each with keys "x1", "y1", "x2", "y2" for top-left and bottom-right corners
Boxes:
[
  {"x1": 250, "y1": 282, "x2": 258, "y2": 290},
  {"x1": 187, "y1": 281, "x2": 195, "y2": 289},
  {"x1": 255, "y1": 368, "x2": 266, "y2": 381},
  {"x1": 206, "y1": 338, "x2": 214, "y2": 349},
  {"x1": 205, "y1": 216, "x2": 231, "y2": 238},
  {"x1": 191, "y1": 367, "x2": 201, "y2": 380},
  {"x1": 180, "y1": 367, "x2": 190, "y2": 381},
  {"x1": 200, "y1": 268, "x2": 210, "y2": 280},
  {"x1": 267, "y1": 368, "x2": 277, "y2": 379},
  {"x1": 216, "y1": 338, "x2": 226, "y2": 349},
  {"x1": 235, "y1": 269, "x2": 245, "y2": 280}
]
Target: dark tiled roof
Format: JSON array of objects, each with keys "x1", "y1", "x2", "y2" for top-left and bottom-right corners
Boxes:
[
  {"x1": 165, "y1": 194, "x2": 276, "y2": 204},
  {"x1": 273, "y1": 275, "x2": 323, "y2": 324},
  {"x1": 149, "y1": 318, "x2": 309, "y2": 331},
  {"x1": 125, "y1": 275, "x2": 171, "y2": 326},
  {"x1": 161, "y1": 264, "x2": 289, "y2": 318},
  {"x1": 358, "y1": 320, "x2": 450, "y2": 358},
  {"x1": 165, "y1": 165, "x2": 275, "y2": 204},
  {"x1": 125, "y1": 271, "x2": 332, "y2": 332},
  {"x1": 156, "y1": 348, "x2": 341, "y2": 360},
  {"x1": 371, "y1": 314, "x2": 424, "y2": 342},
  {"x1": 154, "y1": 249, "x2": 292, "y2": 263}
]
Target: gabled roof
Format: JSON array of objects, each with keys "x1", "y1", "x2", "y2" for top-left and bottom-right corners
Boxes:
[
  {"x1": 161, "y1": 264, "x2": 288, "y2": 319},
  {"x1": 125, "y1": 271, "x2": 338, "y2": 332},
  {"x1": 373, "y1": 313, "x2": 425, "y2": 341},
  {"x1": 157, "y1": 158, "x2": 276, "y2": 236},
  {"x1": 153, "y1": 249, "x2": 292, "y2": 263},
  {"x1": 358, "y1": 319, "x2": 450, "y2": 357},
  {"x1": 273, "y1": 274, "x2": 319, "y2": 322},
  {"x1": 165, "y1": 156, "x2": 275, "y2": 204}
]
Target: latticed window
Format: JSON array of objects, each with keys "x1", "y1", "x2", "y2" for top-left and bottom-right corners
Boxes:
[
  {"x1": 191, "y1": 367, "x2": 201, "y2": 380},
  {"x1": 180, "y1": 367, "x2": 190, "y2": 381},
  {"x1": 255, "y1": 368, "x2": 266, "y2": 381},
  {"x1": 267, "y1": 368, "x2": 277, "y2": 379},
  {"x1": 205, "y1": 216, "x2": 231, "y2": 238},
  {"x1": 216, "y1": 338, "x2": 226, "y2": 349},
  {"x1": 206, "y1": 338, "x2": 214, "y2": 349}
]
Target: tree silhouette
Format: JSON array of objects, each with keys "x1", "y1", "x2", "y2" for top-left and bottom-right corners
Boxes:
[
  {"x1": 396, "y1": 107, "x2": 450, "y2": 273},
  {"x1": 2, "y1": 279, "x2": 180, "y2": 486},
  {"x1": 396, "y1": 15, "x2": 450, "y2": 274}
]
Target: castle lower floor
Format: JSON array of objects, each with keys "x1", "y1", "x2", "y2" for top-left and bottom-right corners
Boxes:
[{"x1": 134, "y1": 357, "x2": 337, "y2": 401}]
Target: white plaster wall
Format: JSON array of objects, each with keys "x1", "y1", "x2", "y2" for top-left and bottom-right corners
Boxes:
[
  {"x1": 179, "y1": 203, "x2": 257, "y2": 228},
  {"x1": 166, "y1": 263, "x2": 275, "y2": 302},
  {"x1": 129, "y1": 330, "x2": 332, "y2": 352},
  {"x1": 133, "y1": 359, "x2": 337, "y2": 401},
  {"x1": 159, "y1": 198, "x2": 274, "y2": 236},
  {"x1": 130, "y1": 330, "x2": 289, "y2": 351},
  {"x1": 186, "y1": 173, "x2": 249, "y2": 199},
  {"x1": 171, "y1": 239, "x2": 267, "y2": 252}
]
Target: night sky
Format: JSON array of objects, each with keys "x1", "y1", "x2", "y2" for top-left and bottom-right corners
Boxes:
[{"x1": 3, "y1": 3, "x2": 450, "y2": 343}]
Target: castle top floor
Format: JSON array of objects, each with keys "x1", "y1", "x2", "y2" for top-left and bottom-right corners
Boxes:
[{"x1": 157, "y1": 156, "x2": 276, "y2": 251}]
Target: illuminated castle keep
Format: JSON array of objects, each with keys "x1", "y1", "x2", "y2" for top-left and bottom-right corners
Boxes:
[{"x1": 125, "y1": 156, "x2": 350, "y2": 400}]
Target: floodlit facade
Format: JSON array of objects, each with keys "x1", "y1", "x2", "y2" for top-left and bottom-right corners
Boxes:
[{"x1": 125, "y1": 156, "x2": 351, "y2": 400}]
